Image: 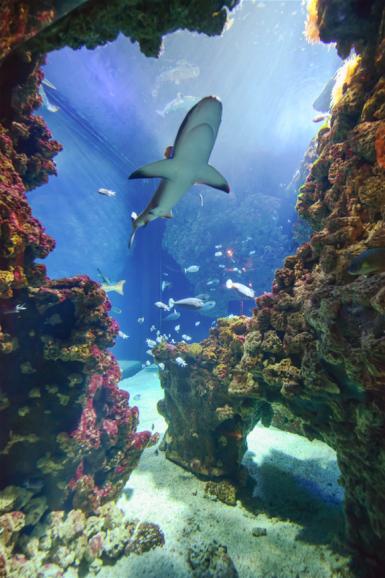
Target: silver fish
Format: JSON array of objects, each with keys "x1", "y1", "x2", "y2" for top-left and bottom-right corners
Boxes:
[
  {"x1": 185, "y1": 265, "x2": 200, "y2": 273},
  {"x1": 226, "y1": 279, "x2": 255, "y2": 299},
  {"x1": 154, "y1": 301, "x2": 169, "y2": 311},
  {"x1": 169, "y1": 297, "x2": 205, "y2": 309},
  {"x1": 98, "y1": 188, "x2": 116, "y2": 197},
  {"x1": 164, "y1": 309, "x2": 181, "y2": 321},
  {"x1": 156, "y1": 92, "x2": 200, "y2": 117}
]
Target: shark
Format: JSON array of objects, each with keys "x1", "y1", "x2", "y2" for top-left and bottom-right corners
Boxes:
[{"x1": 128, "y1": 96, "x2": 229, "y2": 248}]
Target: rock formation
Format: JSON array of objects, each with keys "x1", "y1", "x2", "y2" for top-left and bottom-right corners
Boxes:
[
  {"x1": 155, "y1": 1, "x2": 385, "y2": 575},
  {"x1": 0, "y1": 1, "x2": 236, "y2": 575}
]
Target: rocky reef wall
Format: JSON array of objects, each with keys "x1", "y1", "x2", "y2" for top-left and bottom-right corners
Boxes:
[
  {"x1": 154, "y1": 1, "x2": 385, "y2": 575},
  {"x1": 0, "y1": 1, "x2": 238, "y2": 575}
]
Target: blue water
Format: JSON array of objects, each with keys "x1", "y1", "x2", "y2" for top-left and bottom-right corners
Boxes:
[{"x1": 29, "y1": 0, "x2": 340, "y2": 363}]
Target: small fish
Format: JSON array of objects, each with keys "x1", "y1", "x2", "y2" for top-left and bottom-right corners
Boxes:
[
  {"x1": 214, "y1": 251, "x2": 223, "y2": 257},
  {"x1": 150, "y1": 325, "x2": 156, "y2": 332},
  {"x1": 146, "y1": 349, "x2": 154, "y2": 356},
  {"x1": 249, "y1": 250, "x2": 256, "y2": 255},
  {"x1": 156, "y1": 93, "x2": 200, "y2": 117},
  {"x1": 161, "y1": 280, "x2": 171, "y2": 291},
  {"x1": 215, "y1": 244, "x2": 222, "y2": 249},
  {"x1": 185, "y1": 265, "x2": 200, "y2": 273},
  {"x1": 164, "y1": 145, "x2": 174, "y2": 159},
  {"x1": 196, "y1": 293, "x2": 210, "y2": 301},
  {"x1": 175, "y1": 356, "x2": 187, "y2": 367},
  {"x1": 97, "y1": 267, "x2": 111, "y2": 284},
  {"x1": 226, "y1": 279, "x2": 255, "y2": 299},
  {"x1": 133, "y1": 394, "x2": 141, "y2": 401},
  {"x1": 137, "y1": 317, "x2": 145, "y2": 324},
  {"x1": 195, "y1": 321, "x2": 201, "y2": 326},
  {"x1": 201, "y1": 300, "x2": 216, "y2": 311},
  {"x1": 164, "y1": 309, "x2": 181, "y2": 321},
  {"x1": 169, "y1": 297, "x2": 205, "y2": 309},
  {"x1": 348, "y1": 247, "x2": 385, "y2": 275},
  {"x1": 111, "y1": 306, "x2": 122, "y2": 314},
  {"x1": 207, "y1": 279, "x2": 219, "y2": 286},
  {"x1": 158, "y1": 363, "x2": 165, "y2": 370},
  {"x1": 153, "y1": 63, "x2": 200, "y2": 98},
  {"x1": 156, "y1": 335, "x2": 164, "y2": 343},
  {"x1": 4, "y1": 303, "x2": 27, "y2": 315},
  {"x1": 146, "y1": 338, "x2": 157, "y2": 348},
  {"x1": 182, "y1": 334, "x2": 192, "y2": 341},
  {"x1": 145, "y1": 360, "x2": 151, "y2": 366},
  {"x1": 118, "y1": 330, "x2": 129, "y2": 339},
  {"x1": 39, "y1": 85, "x2": 59, "y2": 113},
  {"x1": 156, "y1": 330, "x2": 161, "y2": 336},
  {"x1": 98, "y1": 188, "x2": 116, "y2": 197},
  {"x1": 154, "y1": 301, "x2": 170, "y2": 311},
  {"x1": 101, "y1": 280, "x2": 126, "y2": 295},
  {"x1": 218, "y1": 264, "x2": 226, "y2": 268},
  {"x1": 42, "y1": 78, "x2": 56, "y2": 90},
  {"x1": 174, "y1": 324, "x2": 181, "y2": 332},
  {"x1": 312, "y1": 113, "x2": 330, "y2": 123}
]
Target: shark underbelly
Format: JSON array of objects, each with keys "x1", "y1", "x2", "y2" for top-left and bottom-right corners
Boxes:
[{"x1": 152, "y1": 177, "x2": 193, "y2": 215}]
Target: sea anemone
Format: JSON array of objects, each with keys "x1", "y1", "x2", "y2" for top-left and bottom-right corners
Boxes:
[{"x1": 331, "y1": 53, "x2": 361, "y2": 109}]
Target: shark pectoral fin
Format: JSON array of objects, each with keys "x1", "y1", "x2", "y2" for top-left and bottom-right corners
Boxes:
[
  {"x1": 196, "y1": 164, "x2": 230, "y2": 193},
  {"x1": 161, "y1": 211, "x2": 173, "y2": 219},
  {"x1": 128, "y1": 159, "x2": 176, "y2": 180}
]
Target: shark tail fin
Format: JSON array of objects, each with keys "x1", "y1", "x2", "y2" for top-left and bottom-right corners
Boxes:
[
  {"x1": 116, "y1": 280, "x2": 126, "y2": 296},
  {"x1": 168, "y1": 298, "x2": 175, "y2": 309},
  {"x1": 196, "y1": 164, "x2": 230, "y2": 193}
]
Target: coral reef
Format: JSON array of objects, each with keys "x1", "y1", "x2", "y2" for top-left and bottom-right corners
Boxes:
[
  {"x1": 155, "y1": 329, "x2": 262, "y2": 480},
  {"x1": 1, "y1": 0, "x2": 237, "y2": 574},
  {"x1": 204, "y1": 480, "x2": 237, "y2": 506},
  {"x1": 187, "y1": 540, "x2": 239, "y2": 578},
  {"x1": 0, "y1": 501, "x2": 164, "y2": 577},
  {"x1": 23, "y1": 0, "x2": 237, "y2": 59},
  {"x1": 155, "y1": 3, "x2": 385, "y2": 575}
]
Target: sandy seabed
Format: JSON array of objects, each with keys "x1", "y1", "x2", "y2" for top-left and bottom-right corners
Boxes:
[{"x1": 96, "y1": 367, "x2": 351, "y2": 578}]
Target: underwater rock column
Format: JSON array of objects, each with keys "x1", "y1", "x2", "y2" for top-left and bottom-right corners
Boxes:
[{"x1": 154, "y1": 329, "x2": 264, "y2": 480}]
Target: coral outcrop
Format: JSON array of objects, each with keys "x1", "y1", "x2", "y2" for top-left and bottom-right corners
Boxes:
[
  {"x1": 0, "y1": 0, "x2": 238, "y2": 575},
  {"x1": 155, "y1": 2, "x2": 385, "y2": 575},
  {"x1": 0, "y1": 501, "x2": 164, "y2": 577},
  {"x1": 23, "y1": 0, "x2": 237, "y2": 59},
  {"x1": 187, "y1": 540, "x2": 239, "y2": 578}
]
